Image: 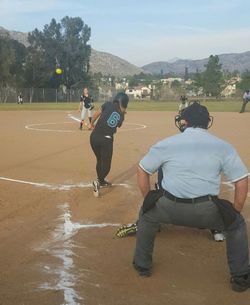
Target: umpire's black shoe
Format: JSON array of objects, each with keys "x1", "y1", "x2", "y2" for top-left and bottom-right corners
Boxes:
[
  {"x1": 133, "y1": 262, "x2": 151, "y2": 277},
  {"x1": 231, "y1": 273, "x2": 250, "y2": 292}
]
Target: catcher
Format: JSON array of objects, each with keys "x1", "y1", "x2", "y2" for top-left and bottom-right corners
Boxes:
[
  {"x1": 178, "y1": 95, "x2": 189, "y2": 113},
  {"x1": 78, "y1": 88, "x2": 94, "y2": 130}
]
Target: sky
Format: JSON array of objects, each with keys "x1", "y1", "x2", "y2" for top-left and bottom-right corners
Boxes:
[{"x1": 1, "y1": 0, "x2": 250, "y2": 67}]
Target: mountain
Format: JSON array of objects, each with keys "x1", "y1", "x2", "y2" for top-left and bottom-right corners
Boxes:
[
  {"x1": 167, "y1": 57, "x2": 181, "y2": 63},
  {"x1": 142, "y1": 52, "x2": 250, "y2": 75},
  {"x1": 0, "y1": 26, "x2": 143, "y2": 77},
  {"x1": 89, "y1": 49, "x2": 144, "y2": 77},
  {"x1": 2, "y1": 26, "x2": 250, "y2": 76},
  {"x1": 0, "y1": 26, "x2": 29, "y2": 47}
]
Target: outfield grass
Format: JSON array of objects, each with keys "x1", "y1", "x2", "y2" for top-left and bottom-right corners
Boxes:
[{"x1": 0, "y1": 100, "x2": 244, "y2": 112}]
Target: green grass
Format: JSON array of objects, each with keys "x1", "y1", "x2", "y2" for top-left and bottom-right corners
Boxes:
[{"x1": 0, "y1": 100, "x2": 244, "y2": 112}]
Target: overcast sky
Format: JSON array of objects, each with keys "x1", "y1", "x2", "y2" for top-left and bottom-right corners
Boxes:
[{"x1": 1, "y1": 0, "x2": 250, "y2": 66}]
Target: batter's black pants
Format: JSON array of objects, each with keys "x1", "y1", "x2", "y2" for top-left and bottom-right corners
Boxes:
[{"x1": 90, "y1": 132, "x2": 113, "y2": 182}]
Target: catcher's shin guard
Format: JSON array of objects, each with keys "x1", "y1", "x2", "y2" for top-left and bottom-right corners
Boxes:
[{"x1": 115, "y1": 223, "x2": 137, "y2": 238}]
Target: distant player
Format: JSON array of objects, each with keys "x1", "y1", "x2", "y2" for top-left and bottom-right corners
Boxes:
[
  {"x1": 239, "y1": 90, "x2": 250, "y2": 113},
  {"x1": 179, "y1": 95, "x2": 188, "y2": 113},
  {"x1": 78, "y1": 88, "x2": 94, "y2": 130},
  {"x1": 90, "y1": 92, "x2": 129, "y2": 197},
  {"x1": 17, "y1": 92, "x2": 23, "y2": 104}
]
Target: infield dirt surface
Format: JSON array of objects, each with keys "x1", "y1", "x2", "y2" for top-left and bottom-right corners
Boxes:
[{"x1": 0, "y1": 110, "x2": 249, "y2": 305}]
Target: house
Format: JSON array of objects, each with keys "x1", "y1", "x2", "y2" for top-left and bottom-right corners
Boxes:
[
  {"x1": 161, "y1": 78, "x2": 183, "y2": 88},
  {"x1": 125, "y1": 86, "x2": 151, "y2": 99},
  {"x1": 221, "y1": 76, "x2": 240, "y2": 97}
]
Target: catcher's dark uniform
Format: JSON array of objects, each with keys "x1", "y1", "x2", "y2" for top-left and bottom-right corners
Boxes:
[
  {"x1": 80, "y1": 94, "x2": 94, "y2": 127},
  {"x1": 90, "y1": 101, "x2": 124, "y2": 183},
  {"x1": 80, "y1": 95, "x2": 94, "y2": 110}
]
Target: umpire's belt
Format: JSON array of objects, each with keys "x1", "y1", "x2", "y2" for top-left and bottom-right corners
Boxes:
[{"x1": 163, "y1": 190, "x2": 217, "y2": 203}]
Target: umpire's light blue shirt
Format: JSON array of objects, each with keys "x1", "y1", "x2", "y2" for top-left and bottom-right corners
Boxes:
[{"x1": 139, "y1": 128, "x2": 248, "y2": 198}]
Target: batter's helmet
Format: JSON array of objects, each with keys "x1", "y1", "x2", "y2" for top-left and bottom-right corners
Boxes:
[{"x1": 113, "y1": 92, "x2": 129, "y2": 109}]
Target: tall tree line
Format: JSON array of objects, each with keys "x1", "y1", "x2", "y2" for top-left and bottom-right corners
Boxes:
[{"x1": 0, "y1": 16, "x2": 92, "y2": 101}]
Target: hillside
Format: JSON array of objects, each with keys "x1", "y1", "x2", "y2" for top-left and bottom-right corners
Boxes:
[
  {"x1": 142, "y1": 52, "x2": 250, "y2": 75},
  {"x1": 0, "y1": 26, "x2": 29, "y2": 47},
  {"x1": 2, "y1": 26, "x2": 250, "y2": 76},
  {"x1": 89, "y1": 49, "x2": 144, "y2": 77}
]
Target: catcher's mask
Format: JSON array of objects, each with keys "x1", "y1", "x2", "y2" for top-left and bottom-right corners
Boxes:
[{"x1": 175, "y1": 101, "x2": 213, "y2": 132}]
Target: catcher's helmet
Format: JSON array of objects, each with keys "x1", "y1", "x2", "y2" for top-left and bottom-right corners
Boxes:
[{"x1": 175, "y1": 101, "x2": 213, "y2": 132}]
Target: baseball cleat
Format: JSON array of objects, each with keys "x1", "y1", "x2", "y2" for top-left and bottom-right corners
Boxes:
[
  {"x1": 211, "y1": 230, "x2": 226, "y2": 242},
  {"x1": 99, "y1": 180, "x2": 112, "y2": 188},
  {"x1": 88, "y1": 124, "x2": 94, "y2": 130},
  {"x1": 116, "y1": 223, "x2": 137, "y2": 238},
  {"x1": 93, "y1": 180, "x2": 100, "y2": 197}
]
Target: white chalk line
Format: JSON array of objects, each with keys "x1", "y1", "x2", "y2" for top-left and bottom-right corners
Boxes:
[
  {"x1": 0, "y1": 176, "x2": 130, "y2": 191},
  {"x1": 38, "y1": 203, "x2": 121, "y2": 305},
  {"x1": 1, "y1": 175, "x2": 248, "y2": 196},
  {"x1": 25, "y1": 121, "x2": 76, "y2": 133},
  {"x1": 120, "y1": 122, "x2": 147, "y2": 132},
  {"x1": 25, "y1": 114, "x2": 147, "y2": 133},
  {"x1": 67, "y1": 114, "x2": 81, "y2": 122}
]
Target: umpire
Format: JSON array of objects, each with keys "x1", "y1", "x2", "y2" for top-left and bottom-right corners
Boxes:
[
  {"x1": 239, "y1": 90, "x2": 250, "y2": 113},
  {"x1": 133, "y1": 102, "x2": 249, "y2": 292}
]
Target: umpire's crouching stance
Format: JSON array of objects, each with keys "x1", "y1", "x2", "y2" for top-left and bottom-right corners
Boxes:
[{"x1": 133, "y1": 102, "x2": 249, "y2": 292}]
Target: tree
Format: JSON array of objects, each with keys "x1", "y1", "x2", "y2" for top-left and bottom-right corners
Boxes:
[
  {"x1": 202, "y1": 55, "x2": 224, "y2": 96},
  {"x1": 0, "y1": 36, "x2": 14, "y2": 88},
  {"x1": 237, "y1": 70, "x2": 250, "y2": 91},
  {"x1": 9, "y1": 39, "x2": 27, "y2": 87},
  {"x1": 171, "y1": 80, "x2": 181, "y2": 89},
  {"x1": 27, "y1": 16, "x2": 91, "y2": 100},
  {"x1": 184, "y1": 67, "x2": 189, "y2": 81},
  {"x1": 0, "y1": 36, "x2": 27, "y2": 102}
]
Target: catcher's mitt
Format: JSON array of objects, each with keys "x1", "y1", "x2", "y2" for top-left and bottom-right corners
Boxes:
[{"x1": 115, "y1": 223, "x2": 137, "y2": 238}]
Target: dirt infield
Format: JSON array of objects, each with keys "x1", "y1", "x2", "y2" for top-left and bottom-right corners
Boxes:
[{"x1": 0, "y1": 110, "x2": 249, "y2": 305}]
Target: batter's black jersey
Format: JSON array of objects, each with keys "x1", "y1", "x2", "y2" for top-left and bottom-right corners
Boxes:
[
  {"x1": 80, "y1": 95, "x2": 93, "y2": 109},
  {"x1": 92, "y1": 102, "x2": 124, "y2": 137}
]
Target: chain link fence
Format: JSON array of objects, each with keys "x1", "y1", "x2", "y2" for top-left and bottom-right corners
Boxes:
[{"x1": 0, "y1": 87, "x2": 116, "y2": 103}]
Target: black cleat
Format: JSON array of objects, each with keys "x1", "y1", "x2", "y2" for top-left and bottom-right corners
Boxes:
[
  {"x1": 231, "y1": 273, "x2": 250, "y2": 292},
  {"x1": 133, "y1": 262, "x2": 152, "y2": 277},
  {"x1": 99, "y1": 180, "x2": 112, "y2": 188}
]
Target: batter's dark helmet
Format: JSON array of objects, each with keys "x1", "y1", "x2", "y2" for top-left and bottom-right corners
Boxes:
[{"x1": 113, "y1": 92, "x2": 129, "y2": 109}]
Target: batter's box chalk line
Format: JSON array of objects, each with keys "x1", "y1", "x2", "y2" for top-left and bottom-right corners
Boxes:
[
  {"x1": 37, "y1": 202, "x2": 120, "y2": 305},
  {"x1": 0, "y1": 176, "x2": 130, "y2": 191}
]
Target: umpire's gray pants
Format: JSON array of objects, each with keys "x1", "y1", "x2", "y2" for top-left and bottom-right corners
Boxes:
[{"x1": 133, "y1": 196, "x2": 249, "y2": 276}]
